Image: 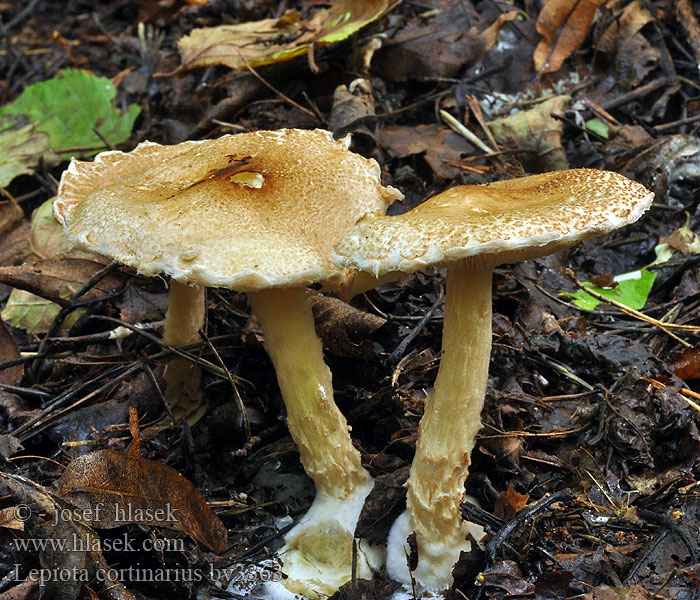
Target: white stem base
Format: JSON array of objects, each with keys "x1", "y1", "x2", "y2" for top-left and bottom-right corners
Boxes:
[
  {"x1": 265, "y1": 478, "x2": 383, "y2": 598},
  {"x1": 386, "y1": 502, "x2": 486, "y2": 594}
]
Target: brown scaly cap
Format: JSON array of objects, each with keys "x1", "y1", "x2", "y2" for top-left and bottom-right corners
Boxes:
[
  {"x1": 54, "y1": 129, "x2": 403, "y2": 290},
  {"x1": 332, "y1": 169, "x2": 653, "y2": 276}
]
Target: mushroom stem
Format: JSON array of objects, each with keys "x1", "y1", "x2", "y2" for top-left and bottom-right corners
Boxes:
[
  {"x1": 388, "y1": 266, "x2": 492, "y2": 591},
  {"x1": 163, "y1": 280, "x2": 206, "y2": 419},
  {"x1": 248, "y1": 287, "x2": 380, "y2": 597},
  {"x1": 248, "y1": 287, "x2": 369, "y2": 496}
]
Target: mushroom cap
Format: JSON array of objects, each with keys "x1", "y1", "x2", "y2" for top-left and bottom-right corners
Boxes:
[
  {"x1": 332, "y1": 169, "x2": 653, "y2": 276},
  {"x1": 54, "y1": 129, "x2": 402, "y2": 290}
]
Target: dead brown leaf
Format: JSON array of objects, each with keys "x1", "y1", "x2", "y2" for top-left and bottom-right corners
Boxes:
[
  {"x1": 0, "y1": 579, "x2": 39, "y2": 600},
  {"x1": 667, "y1": 344, "x2": 700, "y2": 381},
  {"x1": 0, "y1": 319, "x2": 22, "y2": 385},
  {"x1": 374, "y1": 1, "x2": 490, "y2": 82},
  {"x1": 534, "y1": 0, "x2": 608, "y2": 73},
  {"x1": 0, "y1": 472, "x2": 136, "y2": 600},
  {"x1": 0, "y1": 199, "x2": 23, "y2": 238},
  {"x1": 493, "y1": 483, "x2": 530, "y2": 520},
  {"x1": 378, "y1": 124, "x2": 475, "y2": 181},
  {"x1": 0, "y1": 258, "x2": 124, "y2": 307},
  {"x1": 57, "y1": 448, "x2": 228, "y2": 553},
  {"x1": 311, "y1": 295, "x2": 386, "y2": 361}
]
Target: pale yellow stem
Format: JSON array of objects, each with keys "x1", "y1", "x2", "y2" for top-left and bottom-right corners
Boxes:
[
  {"x1": 405, "y1": 266, "x2": 492, "y2": 588},
  {"x1": 248, "y1": 287, "x2": 370, "y2": 498},
  {"x1": 163, "y1": 281, "x2": 206, "y2": 418}
]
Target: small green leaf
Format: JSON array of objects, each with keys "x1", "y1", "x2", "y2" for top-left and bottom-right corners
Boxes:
[
  {"x1": 585, "y1": 118, "x2": 609, "y2": 139},
  {"x1": 0, "y1": 69, "x2": 140, "y2": 158},
  {"x1": 562, "y1": 269, "x2": 656, "y2": 311}
]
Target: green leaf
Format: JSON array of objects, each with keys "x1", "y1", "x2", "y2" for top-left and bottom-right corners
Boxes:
[
  {"x1": 562, "y1": 269, "x2": 657, "y2": 311},
  {"x1": 0, "y1": 69, "x2": 140, "y2": 158},
  {"x1": 585, "y1": 118, "x2": 609, "y2": 139}
]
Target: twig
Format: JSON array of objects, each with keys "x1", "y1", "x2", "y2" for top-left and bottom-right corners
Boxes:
[
  {"x1": 241, "y1": 55, "x2": 317, "y2": 119},
  {"x1": 440, "y1": 109, "x2": 493, "y2": 153}
]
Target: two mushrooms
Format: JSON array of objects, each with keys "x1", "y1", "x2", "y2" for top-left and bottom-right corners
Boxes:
[{"x1": 54, "y1": 129, "x2": 653, "y2": 597}]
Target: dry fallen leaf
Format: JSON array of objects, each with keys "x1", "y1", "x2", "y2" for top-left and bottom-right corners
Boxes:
[
  {"x1": 375, "y1": 2, "x2": 516, "y2": 82},
  {"x1": 378, "y1": 124, "x2": 475, "y2": 181},
  {"x1": 667, "y1": 344, "x2": 700, "y2": 381},
  {"x1": 534, "y1": 0, "x2": 608, "y2": 73},
  {"x1": 0, "y1": 471, "x2": 136, "y2": 600},
  {"x1": 0, "y1": 319, "x2": 23, "y2": 385},
  {"x1": 487, "y1": 95, "x2": 570, "y2": 172},
  {"x1": 57, "y1": 447, "x2": 228, "y2": 552},
  {"x1": 179, "y1": 0, "x2": 393, "y2": 71},
  {"x1": 310, "y1": 295, "x2": 387, "y2": 361},
  {"x1": 493, "y1": 483, "x2": 530, "y2": 521},
  {"x1": 0, "y1": 258, "x2": 123, "y2": 307}
]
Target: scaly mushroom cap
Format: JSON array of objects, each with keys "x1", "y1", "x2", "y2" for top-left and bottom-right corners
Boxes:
[
  {"x1": 55, "y1": 129, "x2": 402, "y2": 290},
  {"x1": 332, "y1": 169, "x2": 653, "y2": 276}
]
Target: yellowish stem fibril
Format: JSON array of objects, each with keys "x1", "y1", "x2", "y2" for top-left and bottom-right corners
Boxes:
[
  {"x1": 248, "y1": 287, "x2": 379, "y2": 598},
  {"x1": 163, "y1": 280, "x2": 206, "y2": 420},
  {"x1": 387, "y1": 267, "x2": 492, "y2": 591}
]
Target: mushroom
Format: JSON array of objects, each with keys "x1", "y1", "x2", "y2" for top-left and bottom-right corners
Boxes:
[
  {"x1": 332, "y1": 169, "x2": 654, "y2": 592},
  {"x1": 54, "y1": 129, "x2": 403, "y2": 597}
]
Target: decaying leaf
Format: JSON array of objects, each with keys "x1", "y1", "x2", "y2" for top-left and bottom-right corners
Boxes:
[
  {"x1": 487, "y1": 95, "x2": 570, "y2": 172},
  {"x1": 0, "y1": 120, "x2": 57, "y2": 188},
  {"x1": 57, "y1": 448, "x2": 228, "y2": 552},
  {"x1": 493, "y1": 484, "x2": 530, "y2": 521},
  {"x1": 2, "y1": 198, "x2": 107, "y2": 334},
  {"x1": 663, "y1": 220, "x2": 700, "y2": 255},
  {"x1": 0, "y1": 198, "x2": 24, "y2": 239},
  {"x1": 0, "y1": 258, "x2": 123, "y2": 307},
  {"x1": 0, "y1": 319, "x2": 22, "y2": 385},
  {"x1": 378, "y1": 124, "x2": 475, "y2": 181},
  {"x1": 534, "y1": 0, "x2": 608, "y2": 73},
  {"x1": 179, "y1": 0, "x2": 393, "y2": 71},
  {"x1": 29, "y1": 197, "x2": 72, "y2": 259},
  {"x1": 311, "y1": 295, "x2": 387, "y2": 360},
  {"x1": 375, "y1": 2, "x2": 516, "y2": 82},
  {"x1": 0, "y1": 471, "x2": 136, "y2": 600},
  {"x1": 667, "y1": 344, "x2": 700, "y2": 381},
  {"x1": 2, "y1": 288, "x2": 82, "y2": 334}
]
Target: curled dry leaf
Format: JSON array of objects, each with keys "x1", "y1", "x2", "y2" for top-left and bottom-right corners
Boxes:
[
  {"x1": 534, "y1": 0, "x2": 608, "y2": 73},
  {"x1": 310, "y1": 295, "x2": 386, "y2": 360},
  {"x1": 487, "y1": 95, "x2": 570, "y2": 172},
  {"x1": 57, "y1": 448, "x2": 228, "y2": 553},
  {"x1": 178, "y1": 0, "x2": 393, "y2": 71},
  {"x1": 0, "y1": 258, "x2": 124, "y2": 307}
]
